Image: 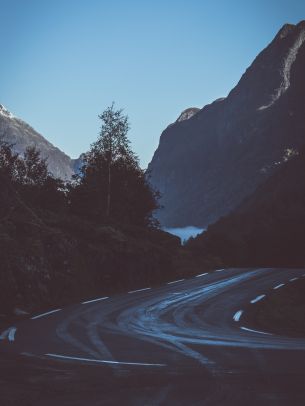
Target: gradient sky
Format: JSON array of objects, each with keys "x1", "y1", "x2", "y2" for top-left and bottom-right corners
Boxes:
[{"x1": 1, "y1": 0, "x2": 304, "y2": 166}]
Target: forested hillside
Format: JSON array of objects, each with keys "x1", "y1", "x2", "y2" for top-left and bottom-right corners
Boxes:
[
  {"x1": 188, "y1": 149, "x2": 305, "y2": 267},
  {"x1": 0, "y1": 106, "x2": 196, "y2": 318}
]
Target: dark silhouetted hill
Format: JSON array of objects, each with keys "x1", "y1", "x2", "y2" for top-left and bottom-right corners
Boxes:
[{"x1": 187, "y1": 149, "x2": 305, "y2": 267}]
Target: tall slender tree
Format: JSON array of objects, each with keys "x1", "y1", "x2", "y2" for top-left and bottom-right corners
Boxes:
[
  {"x1": 71, "y1": 104, "x2": 159, "y2": 226},
  {"x1": 93, "y1": 103, "x2": 130, "y2": 217}
]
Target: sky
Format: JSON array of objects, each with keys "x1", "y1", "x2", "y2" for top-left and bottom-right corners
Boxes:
[{"x1": 1, "y1": 0, "x2": 305, "y2": 167}]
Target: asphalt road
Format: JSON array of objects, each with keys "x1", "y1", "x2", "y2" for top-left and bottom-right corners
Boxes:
[{"x1": 1, "y1": 267, "x2": 305, "y2": 405}]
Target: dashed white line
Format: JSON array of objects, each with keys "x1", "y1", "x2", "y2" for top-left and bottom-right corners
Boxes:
[
  {"x1": 0, "y1": 329, "x2": 9, "y2": 341},
  {"x1": 0, "y1": 327, "x2": 17, "y2": 342},
  {"x1": 128, "y1": 287, "x2": 151, "y2": 294},
  {"x1": 8, "y1": 327, "x2": 17, "y2": 342},
  {"x1": 233, "y1": 310, "x2": 243, "y2": 322},
  {"x1": 250, "y1": 294, "x2": 266, "y2": 304},
  {"x1": 45, "y1": 353, "x2": 166, "y2": 367},
  {"x1": 273, "y1": 283, "x2": 285, "y2": 290},
  {"x1": 289, "y1": 277, "x2": 298, "y2": 282},
  {"x1": 215, "y1": 269, "x2": 225, "y2": 272},
  {"x1": 240, "y1": 326, "x2": 272, "y2": 336},
  {"x1": 81, "y1": 297, "x2": 109, "y2": 305},
  {"x1": 196, "y1": 272, "x2": 208, "y2": 278},
  {"x1": 167, "y1": 279, "x2": 185, "y2": 285},
  {"x1": 31, "y1": 308, "x2": 62, "y2": 320}
]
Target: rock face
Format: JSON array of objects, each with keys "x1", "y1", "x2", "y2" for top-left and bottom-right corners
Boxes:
[
  {"x1": 176, "y1": 108, "x2": 200, "y2": 122},
  {"x1": 0, "y1": 104, "x2": 78, "y2": 180},
  {"x1": 148, "y1": 21, "x2": 305, "y2": 227}
]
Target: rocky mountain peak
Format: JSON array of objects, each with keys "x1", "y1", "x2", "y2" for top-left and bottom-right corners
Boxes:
[
  {"x1": 257, "y1": 21, "x2": 305, "y2": 111},
  {"x1": 0, "y1": 104, "x2": 76, "y2": 180},
  {"x1": 176, "y1": 108, "x2": 200, "y2": 122},
  {"x1": 0, "y1": 104, "x2": 14, "y2": 118},
  {"x1": 273, "y1": 21, "x2": 305, "y2": 43},
  {"x1": 275, "y1": 23, "x2": 296, "y2": 40}
]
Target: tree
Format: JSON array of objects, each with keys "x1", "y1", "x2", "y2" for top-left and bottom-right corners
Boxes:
[
  {"x1": 0, "y1": 142, "x2": 67, "y2": 213},
  {"x1": 0, "y1": 141, "x2": 21, "y2": 181},
  {"x1": 0, "y1": 142, "x2": 48, "y2": 185},
  {"x1": 21, "y1": 146, "x2": 48, "y2": 186},
  {"x1": 93, "y1": 103, "x2": 130, "y2": 217},
  {"x1": 70, "y1": 104, "x2": 159, "y2": 226}
]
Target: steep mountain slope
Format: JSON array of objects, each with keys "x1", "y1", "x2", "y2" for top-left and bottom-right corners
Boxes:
[
  {"x1": 148, "y1": 21, "x2": 305, "y2": 227},
  {"x1": 0, "y1": 104, "x2": 78, "y2": 179},
  {"x1": 187, "y1": 149, "x2": 305, "y2": 267}
]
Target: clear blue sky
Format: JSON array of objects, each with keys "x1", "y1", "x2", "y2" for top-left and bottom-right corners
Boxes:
[{"x1": 1, "y1": 0, "x2": 304, "y2": 167}]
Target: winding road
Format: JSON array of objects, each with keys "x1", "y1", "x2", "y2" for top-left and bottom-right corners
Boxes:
[{"x1": 1, "y1": 267, "x2": 305, "y2": 405}]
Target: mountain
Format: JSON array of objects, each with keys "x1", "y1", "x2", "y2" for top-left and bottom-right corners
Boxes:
[
  {"x1": 176, "y1": 107, "x2": 200, "y2": 122},
  {"x1": 148, "y1": 21, "x2": 305, "y2": 227},
  {"x1": 187, "y1": 148, "x2": 305, "y2": 268},
  {"x1": 0, "y1": 104, "x2": 79, "y2": 179}
]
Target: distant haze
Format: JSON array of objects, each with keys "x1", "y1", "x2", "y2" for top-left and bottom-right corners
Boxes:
[{"x1": 164, "y1": 227, "x2": 205, "y2": 243}]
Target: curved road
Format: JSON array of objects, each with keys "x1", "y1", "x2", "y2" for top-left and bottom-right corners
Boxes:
[{"x1": 1, "y1": 267, "x2": 305, "y2": 405}]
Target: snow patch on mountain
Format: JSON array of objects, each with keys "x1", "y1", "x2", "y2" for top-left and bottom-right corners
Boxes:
[{"x1": 0, "y1": 104, "x2": 14, "y2": 118}]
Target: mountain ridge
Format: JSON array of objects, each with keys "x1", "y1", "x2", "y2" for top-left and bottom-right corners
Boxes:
[
  {"x1": 0, "y1": 104, "x2": 80, "y2": 180},
  {"x1": 148, "y1": 21, "x2": 305, "y2": 227}
]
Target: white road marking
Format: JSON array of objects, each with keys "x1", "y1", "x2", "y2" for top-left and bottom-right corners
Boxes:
[
  {"x1": 0, "y1": 327, "x2": 17, "y2": 342},
  {"x1": 196, "y1": 272, "x2": 208, "y2": 278},
  {"x1": 8, "y1": 327, "x2": 17, "y2": 342},
  {"x1": 240, "y1": 326, "x2": 272, "y2": 336},
  {"x1": 0, "y1": 329, "x2": 9, "y2": 340},
  {"x1": 81, "y1": 297, "x2": 109, "y2": 305},
  {"x1": 289, "y1": 277, "x2": 298, "y2": 282},
  {"x1": 167, "y1": 279, "x2": 185, "y2": 285},
  {"x1": 45, "y1": 353, "x2": 166, "y2": 367},
  {"x1": 250, "y1": 294, "x2": 266, "y2": 304},
  {"x1": 31, "y1": 308, "x2": 62, "y2": 320},
  {"x1": 128, "y1": 287, "x2": 151, "y2": 294},
  {"x1": 233, "y1": 310, "x2": 243, "y2": 322},
  {"x1": 215, "y1": 269, "x2": 225, "y2": 272},
  {"x1": 20, "y1": 352, "x2": 35, "y2": 357},
  {"x1": 273, "y1": 283, "x2": 285, "y2": 290}
]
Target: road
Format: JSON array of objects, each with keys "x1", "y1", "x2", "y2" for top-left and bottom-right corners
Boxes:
[{"x1": 1, "y1": 268, "x2": 305, "y2": 405}]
